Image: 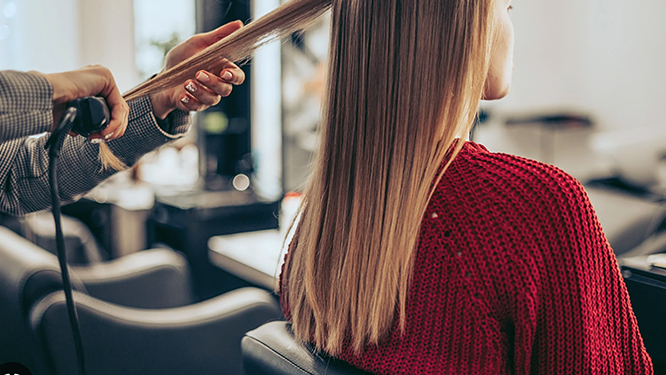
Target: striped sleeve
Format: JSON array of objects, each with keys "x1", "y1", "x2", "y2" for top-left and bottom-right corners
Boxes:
[
  {"x1": 0, "y1": 95, "x2": 191, "y2": 215},
  {"x1": 0, "y1": 70, "x2": 53, "y2": 142}
]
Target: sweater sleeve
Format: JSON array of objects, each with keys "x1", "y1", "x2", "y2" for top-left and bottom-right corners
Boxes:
[{"x1": 509, "y1": 169, "x2": 653, "y2": 374}]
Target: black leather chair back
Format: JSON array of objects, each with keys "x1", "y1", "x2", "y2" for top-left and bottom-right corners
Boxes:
[
  {"x1": 242, "y1": 321, "x2": 374, "y2": 375},
  {"x1": 31, "y1": 287, "x2": 282, "y2": 375},
  {"x1": 0, "y1": 226, "x2": 85, "y2": 374},
  {"x1": 23, "y1": 211, "x2": 105, "y2": 264},
  {"x1": 621, "y1": 257, "x2": 666, "y2": 373},
  {"x1": 1, "y1": 226, "x2": 283, "y2": 375}
]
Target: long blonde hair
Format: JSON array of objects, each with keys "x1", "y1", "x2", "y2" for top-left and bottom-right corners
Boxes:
[
  {"x1": 113, "y1": 0, "x2": 496, "y2": 355},
  {"x1": 100, "y1": 0, "x2": 331, "y2": 170}
]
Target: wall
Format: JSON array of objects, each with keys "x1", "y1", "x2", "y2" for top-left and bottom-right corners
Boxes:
[
  {"x1": 490, "y1": 0, "x2": 666, "y2": 133},
  {"x1": 78, "y1": 0, "x2": 138, "y2": 92},
  {"x1": 0, "y1": 0, "x2": 81, "y2": 72},
  {"x1": 0, "y1": 0, "x2": 138, "y2": 91}
]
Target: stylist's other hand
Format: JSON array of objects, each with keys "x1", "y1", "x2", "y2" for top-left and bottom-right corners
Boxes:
[
  {"x1": 34, "y1": 65, "x2": 129, "y2": 142},
  {"x1": 150, "y1": 20, "x2": 246, "y2": 119}
]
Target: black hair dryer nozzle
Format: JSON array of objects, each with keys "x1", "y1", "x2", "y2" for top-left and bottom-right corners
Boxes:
[{"x1": 68, "y1": 96, "x2": 111, "y2": 137}]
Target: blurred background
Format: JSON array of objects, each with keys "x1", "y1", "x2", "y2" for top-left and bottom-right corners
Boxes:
[
  {"x1": 3, "y1": 0, "x2": 666, "y2": 185},
  {"x1": 1, "y1": 0, "x2": 666, "y2": 293},
  {"x1": 2, "y1": 0, "x2": 666, "y2": 372},
  {"x1": 1, "y1": 0, "x2": 666, "y2": 295}
]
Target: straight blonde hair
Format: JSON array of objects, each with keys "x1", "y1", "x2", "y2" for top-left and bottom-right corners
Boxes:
[
  {"x1": 110, "y1": 0, "x2": 496, "y2": 355},
  {"x1": 283, "y1": 0, "x2": 496, "y2": 355},
  {"x1": 98, "y1": 0, "x2": 331, "y2": 170}
]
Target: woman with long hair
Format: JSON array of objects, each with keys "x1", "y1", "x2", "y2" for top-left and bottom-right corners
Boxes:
[
  {"x1": 278, "y1": 1, "x2": 653, "y2": 373},
  {"x1": 129, "y1": 0, "x2": 653, "y2": 373}
]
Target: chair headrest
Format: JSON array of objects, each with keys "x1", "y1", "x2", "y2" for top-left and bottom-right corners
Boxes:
[
  {"x1": 0, "y1": 226, "x2": 85, "y2": 309},
  {"x1": 242, "y1": 321, "x2": 374, "y2": 375},
  {"x1": 0, "y1": 226, "x2": 84, "y2": 372}
]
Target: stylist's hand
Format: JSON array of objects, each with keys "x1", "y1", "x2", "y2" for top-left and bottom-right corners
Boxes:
[
  {"x1": 34, "y1": 65, "x2": 129, "y2": 142},
  {"x1": 150, "y1": 20, "x2": 246, "y2": 119}
]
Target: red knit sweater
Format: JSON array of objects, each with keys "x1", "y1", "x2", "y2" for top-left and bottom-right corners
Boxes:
[{"x1": 280, "y1": 141, "x2": 653, "y2": 374}]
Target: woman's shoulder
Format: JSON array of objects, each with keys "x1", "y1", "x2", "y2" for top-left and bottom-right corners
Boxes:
[
  {"x1": 432, "y1": 141, "x2": 604, "y2": 262},
  {"x1": 455, "y1": 141, "x2": 570, "y2": 176},
  {"x1": 453, "y1": 141, "x2": 587, "y2": 197},
  {"x1": 443, "y1": 141, "x2": 594, "y2": 224}
]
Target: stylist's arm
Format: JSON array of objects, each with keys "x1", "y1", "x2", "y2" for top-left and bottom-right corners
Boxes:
[
  {"x1": 0, "y1": 21, "x2": 245, "y2": 216},
  {"x1": 33, "y1": 65, "x2": 129, "y2": 142}
]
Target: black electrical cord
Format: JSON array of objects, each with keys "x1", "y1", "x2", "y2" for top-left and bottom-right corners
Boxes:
[{"x1": 45, "y1": 108, "x2": 87, "y2": 375}]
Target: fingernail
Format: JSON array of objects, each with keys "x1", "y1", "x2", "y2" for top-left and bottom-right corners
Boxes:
[
  {"x1": 104, "y1": 132, "x2": 114, "y2": 140},
  {"x1": 185, "y1": 82, "x2": 197, "y2": 93},
  {"x1": 196, "y1": 72, "x2": 210, "y2": 83},
  {"x1": 181, "y1": 96, "x2": 190, "y2": 104},
  {"x1": 222, "y1": 71, "x2": 233, "y2": 81},
  {"x1": 90, "y1": 138, "x2": 103, "y2": 144}
]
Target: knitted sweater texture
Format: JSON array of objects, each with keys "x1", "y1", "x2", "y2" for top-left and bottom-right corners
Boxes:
[{"x1": 280, "y1": 141, "x2": 653, "y2": 374}]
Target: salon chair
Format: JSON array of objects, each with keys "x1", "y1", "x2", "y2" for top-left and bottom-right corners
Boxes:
[
  {"x1": 619, "y1": 255, "x2": 666, "y2": 373},
  {"x1": 584, "y1": 186, "x2": 666, "y2": 257},
  {"x1": 21, "y1": 211, "x2": 106, "y2": 265},
  {"x1": 0, "y1": 226, "x2": 283, "y2": 375},
  {"x1": 20, "y1": 210, "x2": 194, "y2": 308},
  {"x1": 242, "y1": 321, "x2": 374, "y2": 375}
]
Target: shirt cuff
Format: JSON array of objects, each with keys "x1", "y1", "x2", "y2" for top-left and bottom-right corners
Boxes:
[
  {"x1": 154, "y1": 107, "x2": 192, "y2": 136},
  {"x1": 105, "y1": 95, "x2": 192, "y2": 168},
  {"x1": 147, "y1": 72, "x2": 191, "y2": 135}
]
